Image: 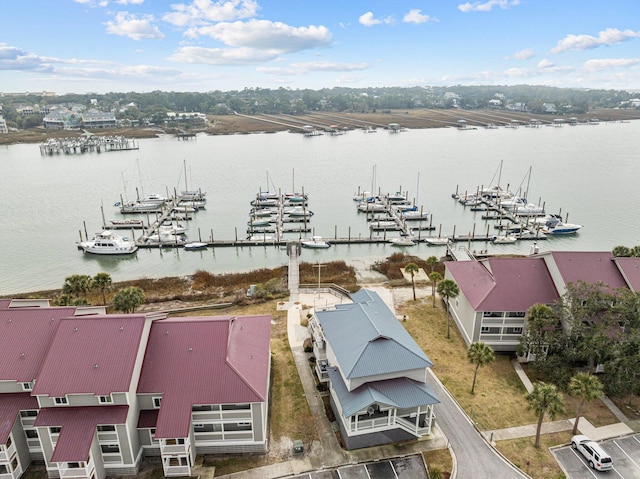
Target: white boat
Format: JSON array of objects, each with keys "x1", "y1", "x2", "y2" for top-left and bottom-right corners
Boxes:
[
  {"x1": 283, "y1": 206, "x2": 314, "y2": 217},
  {"x1": 119, "y1": 201, "x2": 163, "y2": 214},
  {"x1": 79, "y1": 230, "x2": 138, "y2": 255},
  {"x1": 251, "y1": 207, "x2": 277, "y2": 217},
  {"x1": 389, "y1": 237, "x2": 416, "y2": 247},
  {"x1": 499, "y1": 196, "x2": 527, "y2": 210},
  {"x1": 425, "y1": 237, "x2": 451, "y2": 245},
  {"x1": 247, "y1": 234, "x2": 274, "y2": 242},
  {"x1": 250, "y1": 198, "x2": 279, "y2": 207},
  {"x1": 173, "y1": 205, "x2": 198, "y2": 213},
  {"x1": 401, "y1": 210, "x2": 429, "y2": 221},
  {"x1": 358, "y1": 202, "x2": 387, "y2": 212},
  {"x1": 515, "y1": 203, "x2": 545, "y2": 216},
  {"x1": 159, "y1": 223, "x2": 187, "y2": 235},
  {"x1": 491, "y1": 235, "x2": 518, "y2": 244},
  {"x1": 183, "y1": 242, "x2": 207, "y2": 250},
  {"x1": 301, "y1": 236, "x2": 331, "y2": 248},
  {"x1": 248, "y1": 218, "x2": 271, "y2": 227},
  {"x1": 542, "y1": 221, "x2": 583, "y2": 235},
  {"x1": 144, "y1": 233, "x2": 186, "y2": 245}
]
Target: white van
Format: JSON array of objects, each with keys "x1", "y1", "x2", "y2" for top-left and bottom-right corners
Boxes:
[{"x1": 571, "y1": 435, "x2": 613, "y2": 471}]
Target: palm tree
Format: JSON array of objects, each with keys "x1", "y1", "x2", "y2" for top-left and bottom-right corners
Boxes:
[
  {"x1": 404, "y1": 263, "x2": 419, "y2": 300},
  {"x1": 429, "y1": 271, "x2": 442, "y2": 308},
  {"x1": 113, "y1": 286, "x2": 145, "y2": 313},
  {"x1": 525, "y1": 382, "x2": 566, "y2": 448},
  {"x1": 92, "y1": 272, "x2": 112, "y2": 306},
  {"x1": 62, "y1": 274, "x2": 92, "y2": 304},
  {"x1": 467, "y1": 342, "x2": 495, "y2": 394},
  {"x1": 437, "y1": 279, "x2": 459, "y2": 339},
  {"x1": 426, "y1": 255, "x2": 439, "y2": 274},
  {"x1": 568, "y1": 372, "x2": 604, "y2": 435}
]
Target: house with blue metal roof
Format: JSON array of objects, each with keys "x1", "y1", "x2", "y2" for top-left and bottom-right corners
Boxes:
[{"x1": 308, "y1": 289, "x2": 439, "y2": 450}]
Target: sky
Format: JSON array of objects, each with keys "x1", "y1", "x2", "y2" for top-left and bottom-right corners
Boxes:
[{"x1": 2, "y1": 0, "x2": 640, "y2": 94}]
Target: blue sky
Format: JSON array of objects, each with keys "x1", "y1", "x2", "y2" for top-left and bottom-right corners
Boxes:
[{"x1": 2, "y1": 0, "x2": 640, "y2": 94}]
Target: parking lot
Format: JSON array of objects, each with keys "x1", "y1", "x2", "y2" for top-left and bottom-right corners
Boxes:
[
  {"x1": 285, "y1": 454, "x2": 429, "y2": 479},
  {"x1": 553, "y1": 433, "x2": 640, "y2": 478}
]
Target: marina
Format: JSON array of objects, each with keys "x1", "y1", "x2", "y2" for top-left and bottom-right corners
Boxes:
[
  {"x1": 39, "y1": 135, "x2": 139, "y2": 155},
  {"x1": 3, "y1": 119, "x2": 640, "y2": 294}
]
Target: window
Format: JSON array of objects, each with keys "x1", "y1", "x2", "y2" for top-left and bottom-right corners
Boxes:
[
  {"x1": 50, "y1": 427, "x2": 61, "y2": 434},
  {"x1": 480, "y1": 326, "x2": 500, "y2": 334},
  {"x1": 100, "y1": 444, "x2": 120, "y2": 454},
  {"x1": 0, "y1": 465, "x2": 7, "y2": 474},
  {"x1": 222, "y1": 403, "x2": 250, "y2": 410},
  {"x1": 192, "y1": 405, "x2": 212, "y2": 411},
  {"x1": 97, "y1": 425, "x2": 115, "y2": 432},
  {"x1": 5, "y1": 436, "x2": 11, "y2": 448},
  {"x1": 21, "y1": 382, "x2": 34, "y2": 391},
  {"x1": 25, "y1": 430, "x2": 38, "y2": 439},
  {"x1": 153, "y1": 397, "x2": 162, "y2": 409},
  {"x1": 483, "y1": 311, "x2": 503, "y2": 318},
  {"x1": 54, "y1": 397, "x2": 68, "y2": 405},
  {"x1": 20, "y1": 410, "x2": 37, "y2": 418},
  {"x1": 98, "y1": 395, "x2": 112, "y2": 404}
]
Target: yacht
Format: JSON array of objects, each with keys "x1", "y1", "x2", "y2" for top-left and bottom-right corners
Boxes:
[{"x1": 79, "y1": 230, "x2": 138, "y2": 255}]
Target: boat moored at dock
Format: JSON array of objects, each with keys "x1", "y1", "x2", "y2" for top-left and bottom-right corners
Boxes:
[{"x1": 79, "y1": 230, "x2": 138, "y2": 255}]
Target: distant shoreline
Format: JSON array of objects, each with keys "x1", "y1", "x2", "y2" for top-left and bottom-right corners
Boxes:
[{"x1": 2, "y1": 108, "x2": 638, "y2": 146}]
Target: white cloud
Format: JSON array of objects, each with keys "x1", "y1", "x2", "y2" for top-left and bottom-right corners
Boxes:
[
  {"x1": 163, "y1": 0, "x2": 259, "y2": 27},
  {"x1": 290, "y1": 61, "x2": 370, "y2": 72},
  {"x1": 0, "y1": 44, "x2": 51, "y2": 71},
  {"x1": 458, "y1": 0, "x2": 520, "y2": 13},
  {"x1": 583, "y1": 58, "x2": 640, "y2": 72},
  {"x1": 505, "y1": 48, "x2": 534, "y2": 60},
  {"x1": 403, "y1": 9, "x2": 432, "y2": 24},
  {"x1": 186, "y1": 20, "x2": 332, "y2": 53},
  {"x1": 105, "y1": 12, "x2": 165, "y2": 40},
  {"x1": 168, "y1": 46, "x2": 278, "y2": 65},
  {"x1": 115, "y1": 0, "x2": 145, "y2": 4},
  {"x1": 537, "y1": 58, "x2": 555, "y2": 69},
  {"x1": 551, "y1": 28, "x2": 640, "y2": 54},
  {"x1": 336, "y1": 74, "x2": 366, "y2": 84},
  {"x1": 358, "y1": 12, "x2": 394, "y2": 27}
]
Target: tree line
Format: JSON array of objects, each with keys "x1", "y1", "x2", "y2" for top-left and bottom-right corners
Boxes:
[{"x1": 2, "y1": 84, "x2": 637, "y2": 129}]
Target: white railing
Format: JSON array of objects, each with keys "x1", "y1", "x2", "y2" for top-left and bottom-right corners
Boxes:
[
  {"x1": 0, "y1": 443, "x2": 15, "y2": 462},
  {"x1": 163, "y1": 465, "x2": 191, "y2": 476},
  {"x1": 58, "y1": 460, "x2": 94, "y2": 479},
  {"x1": 160, "y1": 444, "x2": 188, "y2": 455}
]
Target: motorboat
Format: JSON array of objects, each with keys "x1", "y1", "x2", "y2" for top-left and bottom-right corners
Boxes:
[
  {"x1": 107, "y1": 219, "x2": 145, "y2": 229},
  {"x1": 248, "y1": 217, "x2": 271, "y2": 227},
  {"x1": 491, "y1": 235, "x2": 518, "y2": 244},
  {"x1": 79, "y1": 230, "x2": 138, "y2": 255},
  {"x1": 542, "y1": 220, "x2": 583, "y2": 235},
  {"x1": 301, "y1": 236, "x2": 331, "y2": 248},
  {"x1": 250, "y1": 198, "x2": 279, "y2": 207},
  {"x1": 159, "y1": 223, "x2": 187, "y2": 235},
  {"x1": 499, "y1": 197, "x2": 527, "y2": 210},
  {"x1": 251, "y1": 207, "x2": 277, "y2": 217},
  {"x1": 369, "y1": 221, "x2": 401, "y2": 231},
  {"x1": 183, "y1": 242, "x2": 207, "y2": 250},
  {"x1": 119, "y1": 201, "x2": 162, "y2": 214},
  {"x1": 389, "y1": 237, "x2": 416, "y2": 247},
  {"x1": 401, "y1": 210, "x2": 429, "y2": 221},
  {"x1": 144, "y1": 232, "x2": 187, "y2": 245}
]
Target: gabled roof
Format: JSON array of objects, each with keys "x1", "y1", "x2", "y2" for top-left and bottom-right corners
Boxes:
[
  {"x1": 327, "y1": 367, "x2": 439, "y2": 417},
  {"x1": 0, "y1": 307, "x2": 77, "y2": 383},
  {"x1": 317, "y1": 289, "x2": 432, "y2": 380},
  {"x1": 549, "y1": 251, "x2": 627, "y2": 291},
  {"x1": 614, "y1": 257, "x2": 640, "y2": 291},
  {"x1": 35, "y1": 406, "x2": 128, "y2": 462},
  {"x1": 447, "y1": 257, "x2": 559, "y2": 311},
  {"x1": 137, "y1": 315, "x2": 271, "y2": 439},
  {"x1": 32, "y1": 315, "x2": 147, "y2": 397},
  {"x1": 0, "y1": 393, "x2": 39, "y2": 443}
]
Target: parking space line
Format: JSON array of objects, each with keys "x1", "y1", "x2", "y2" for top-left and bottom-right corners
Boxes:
[
  {"x1": 613, "y1": 439, "x2": 640, "y2": 470},
  {"x1": 569, "y1": 448, "x2": 600, "y2": 478},
  {"x1": 389, "y1": 462, "x2": 399, "y2": 479}
]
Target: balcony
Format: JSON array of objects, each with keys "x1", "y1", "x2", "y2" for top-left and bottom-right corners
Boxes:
[
  {"x1": 160, "y1": 438, "x2": 190, "y2": 455},
  {"x1": 58, "y1": 458, "x2": 95, "y2": 479},
  {"x1": 162, "y1": 457, "x2": 191, "y2": 477},
  {"x1": 0, "y1": 442, "x2": 16, "y2": 462}
]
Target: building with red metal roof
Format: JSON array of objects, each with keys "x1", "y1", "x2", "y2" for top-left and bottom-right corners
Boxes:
[
  {"x1": 0, "y1": 304, "x2": 271, "y2": 479},
  {"x1": 445, "y1": 251, "x2": 640, "y2": 352}
]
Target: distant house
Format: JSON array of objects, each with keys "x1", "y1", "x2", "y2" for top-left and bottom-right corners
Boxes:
[
  {"x1": 0, "y1": 304, "x2": 271, "y2": 479},
  {"x1": 81, "y1": 109, "x2": 116, "y2": 129},
  {"x1": 0, "y1": 116, "x2": 7, "y2": 134},
  {"x1": 542, "y1": 103, "x2": 557, "y2": 114},
  {"x1": 444, "y1": 251, "x2": 640, "y2": 352},
  {"x1": 308, "y1": 289, "x2": 439, "y2": 450}
]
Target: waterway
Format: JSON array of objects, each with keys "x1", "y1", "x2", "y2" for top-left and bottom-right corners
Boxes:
[{"x1": 2, "y1": 120, "x2": 638, "y2": 295}]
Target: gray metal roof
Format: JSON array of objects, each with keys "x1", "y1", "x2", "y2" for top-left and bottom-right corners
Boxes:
[
  {"x1": 327, "y1": 367, "x2": 439, "y2": 417},
  {"x1": 317, "y1": 288, "x2": 432, "y2": 379}
]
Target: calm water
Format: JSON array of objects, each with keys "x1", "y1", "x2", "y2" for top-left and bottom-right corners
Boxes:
[{"x1": 2, "y1": 121, "x2": 639, "y2": 295}]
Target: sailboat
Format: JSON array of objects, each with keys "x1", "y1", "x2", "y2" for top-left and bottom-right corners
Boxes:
[{"x1": 177, "y1": 160, "x2": 207, "y2": 205}]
